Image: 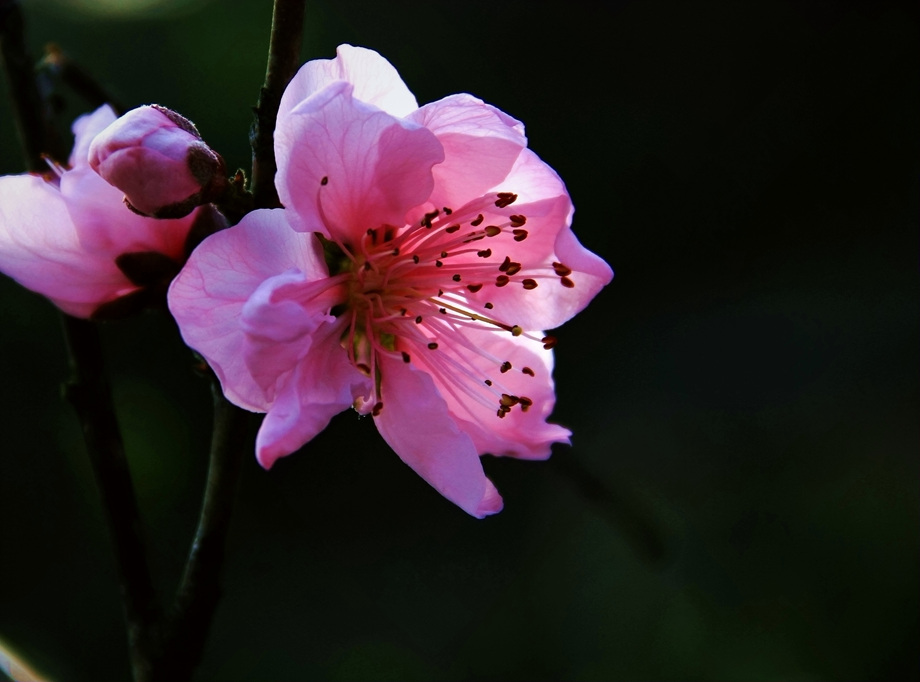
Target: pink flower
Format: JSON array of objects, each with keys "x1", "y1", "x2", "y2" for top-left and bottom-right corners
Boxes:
[
  {"x1": 169, "y1": 45, "x2": 613, "y2": 517},
  {"x1": 89, "y1": 104, "x2": 226, "y2": 219},
  {"x1": 0, "y1": 105, "x2": 220, "y2": 318}
]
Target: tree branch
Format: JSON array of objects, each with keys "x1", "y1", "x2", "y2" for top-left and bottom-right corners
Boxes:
[
  {"x1": 3, "y1": 4, "x2": 162, "y2": 678},
  {"x1": 149, "y1": 385, "x2": 253, "y2": 681},
  {"x1": 60, "y1": 316, "x2": 164, "y2": 679},
  {"x1": 249, "y1": 0, "x2": 306, "y2": 208}
]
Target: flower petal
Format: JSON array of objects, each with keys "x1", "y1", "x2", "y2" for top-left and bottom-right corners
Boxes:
[
  {"x1": 69, "y1": 105, "x2": 118, "y2": 169},
  {"x1": 0, "y1": 174, "x2": 129, "y2": 317},
  {"x1": 240, "y1": 267, "x2": 341, "y2": 401},
  {"x1": 374, "y1": 354, "x2": 503, "y2": 518},
  {"x1": 168, "y1": 208, "x2": 325, "y2": 411},
  {"x1": 275, "y1": 81, "x2": 444, "y2": 242},
  {"x1": 408, "y1": 93, "x2": 527, "y2": 211},
  {"x1": 458, "y1": 149, "x2": 613, "y2": 330},
  {"x1": 402, "y1": 324, "x2": 570, "y2": 460},
  {"x1": 60, "y1": 165, "x2": 191, "y2": 258},
  {"x1": 255, "y1": 320, "x2": 370, "y2": 469},
  {"x1": 278, "y1": 44, "x2": 418, "y2": 122}
]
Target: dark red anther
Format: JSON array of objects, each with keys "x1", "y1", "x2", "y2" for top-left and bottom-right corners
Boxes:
[
  {"x1": 428, "y1": 342, "x2": 439, "y2": 350},
  {"x1": 445, "y1": 224, "x2": 460, "y2": 233},
  {"x1": 522, "y1": 366, "x2": 535, "y2": 377},
  {"x1": 500, "y1": 361, "x2": 512, "y2": 373},
  {"x1": 499, "y1": 256, "x2": 512, "y2": 272},
  {"x1": 477, "y1": 248, "x2": 492, "y2": 258},
  {"x1": 412, "y1": 254, "x2": 420, "y2": 264},
  {"x1": 552, "y1": 262, "x2": 572, "y2": 277},
  {"x1": 320, "y1": 176, "x2": 329, "y2": 185},
  {"x1": 401, "y1": 351, "x2": 411, "y2": 363},
  {"x1": 522, "y1": 279, "x2": 538, "y2": 290},
  {"x1": 467, "y1": 283, "x2": 483, "y2": 292},
  {"x1": 509, "y1": 214, "x2": 527, "y2": 227},
  {"x1": 484, "y1": 302, "x2": 494, "y2": 309},
  {"x1": 495, "y1": 275, "x2": 510, "y2": 287},
  {"x1": 435, "y1": 260, "x2": 443, "y2": 267},
  {"x1": 495, "y1": 192, "x2": 517, "y2": 208},
  {"x1": 415, "y1": 315, "x2": 423, "y2": 323},
  {"x1": 512, "y1": 229, "x2": 528, "y2": 242},
  {"x1": 470, "y1": 214, "x2": 484, "y2": 227},
  {"x1": 560, "y1": 276, "x2": 575, "y2": 288},
  {"x1": 541, "y1": 336, "x2": 557, "y2": 350},
  {"x1": 452, "y1": 274, "x2": 461, "y2": 282},
  {"x1": 505, "y1": 262, "x2": 522, "y2": 276}
]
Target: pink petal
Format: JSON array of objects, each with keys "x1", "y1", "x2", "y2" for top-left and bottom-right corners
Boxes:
[
  {"x1": 69, "y1": 105, "x2": 118, "y2": 170},
  {"x1": 168, "y1": 208, "x2": 325, "y2": 411},
  {"x1": 275, "y1": 81, "x2": 444, "y2": 242},
  {"x1": 240, "y1": 268, "x2": 339, "y2": 400},
  {"x1": 374, "y1": 354, "x2": 503, "y2": 518},
  {"x1": 256, "y1": 320, "x2": 371, "y2": 468},
  {"x1": 403, "y1": 325, "x2": 570, "y2": 461},
  {"x1": 459, "y1": 149, "x2": 613, "y2": 330},
  {"x1": 0, "y1": 174, "x2": 130, "y2": 317},
  {"x1": 60, "y1": 166, "x2": 191, "y2": 258},
  {"x1": 278, "y1": 44, "x2": 418, "y2": 123},
  {"x1": 408, "y1": 93, "x2": 527, "y2": 212}
]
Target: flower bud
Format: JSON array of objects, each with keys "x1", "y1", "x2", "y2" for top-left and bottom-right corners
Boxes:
[{"x1": 88, "y1": 104, "x2": 226, "y2": 219}]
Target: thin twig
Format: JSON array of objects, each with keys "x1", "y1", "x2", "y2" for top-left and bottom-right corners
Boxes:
[
  {"x1": 249, "y1": 0, "x2": 306, "y2": 208},
  {"x1": 60, "y1": 316, "x2": 164, "y2": 679},
  {"x1": 151, "y1": 384, "x2": 253, "y2": 681},
  {"x1": 146, "y1": 1, "x2": 307, "y2": 678},
  {"x1": 0, "y1": 1, "x2": 55, "y2": 168},
  {"x1": 2, "y1": 3, "x2": 163, "y2": 678},
  {"x1": 39, "y1": 42, "x2": 125, "y2": 113}
]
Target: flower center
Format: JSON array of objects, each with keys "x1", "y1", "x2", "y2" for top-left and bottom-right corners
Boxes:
[{"x1": 325, "y1": 191, "x2": 574, "y2": 420}]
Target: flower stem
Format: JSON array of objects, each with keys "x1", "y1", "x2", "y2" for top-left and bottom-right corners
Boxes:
[
  {"x1": 249, "y1": 0, "x2": 306, "y2": 208},
  {"x1": 0, "y1": 0, "x2": 60, "y2": 168},
  {"x1": 150, "y1": 384, "x2": 253, "y2": 681},
  {"x1": 147, "y1": 1, "x2": 307, "y2": 678},
  {"x1": 4, "y1": 3, "x2": 163, "y2": 678},
  {"x1": 60, "y1": 316, "x2": 165, "y2": 679}
]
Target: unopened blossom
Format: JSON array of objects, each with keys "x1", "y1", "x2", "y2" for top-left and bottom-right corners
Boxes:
[
  {"x1": 0, "y1": 105, "x2": 220, "y2": 318},
  {"x1": 169, "y1": 45, "x2": 613, "y2": 517},
  {"x1": 89, "y1": 104, "x2": 226, "y2": 219}
]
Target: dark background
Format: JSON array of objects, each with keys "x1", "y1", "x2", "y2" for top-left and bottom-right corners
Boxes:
[{"x1": 1, "y1": 1, "x2": 917, "y2": 680}]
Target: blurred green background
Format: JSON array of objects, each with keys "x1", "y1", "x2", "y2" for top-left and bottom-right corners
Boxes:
[{"x1": 1, "y1": 0, "x2": 917, "y2": 680}]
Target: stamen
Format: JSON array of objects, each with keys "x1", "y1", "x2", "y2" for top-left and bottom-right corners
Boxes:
[
  {"x1": 552, "y1": 262, "x2": 572, "y2": 277},
  {"x1": 495, "y1": 192, "x2": 517, "y2": 208}
]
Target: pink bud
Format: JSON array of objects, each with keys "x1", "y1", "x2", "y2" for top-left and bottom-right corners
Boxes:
[{"x1": 88, "y1": 104, "x2": 226, "y2": 219}]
